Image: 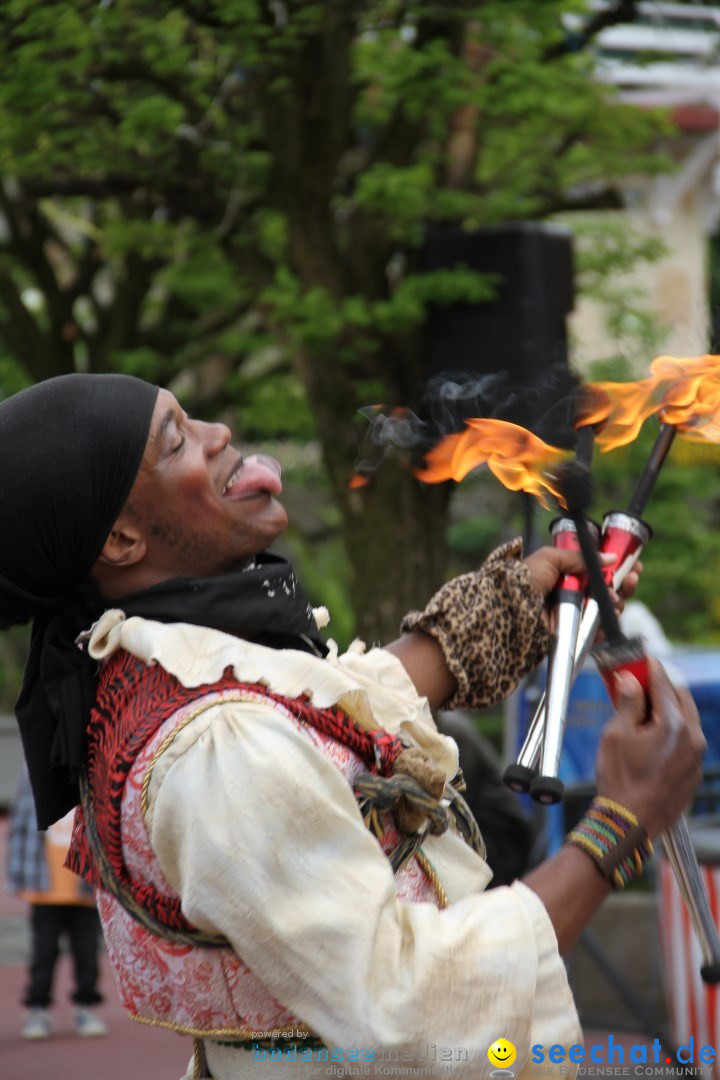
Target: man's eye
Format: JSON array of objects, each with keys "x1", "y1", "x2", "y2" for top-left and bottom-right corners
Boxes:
[{"x1": 172, "y1": 437, "x2": 186, "y2": 455}]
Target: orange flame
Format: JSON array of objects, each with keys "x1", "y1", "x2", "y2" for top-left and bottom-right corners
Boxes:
[
  {"x1": 415, "y1": 418, "x2": 570, "y2": 506},
  {"x1": 362, "y1": 355, "x2": 720, "y2": 501},
  {"x1": 583, "y1": 354, "x2": 720, "y2": 450}
]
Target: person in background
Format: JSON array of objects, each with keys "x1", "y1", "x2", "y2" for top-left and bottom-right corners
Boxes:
[{"x1": 6, "y1": 765, "x2": 108, "y2": 1040}]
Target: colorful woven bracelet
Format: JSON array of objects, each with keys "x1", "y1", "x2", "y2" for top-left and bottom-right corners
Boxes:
[{"x1": 565, "y1": 796, "x2": 654, "y2": 890}]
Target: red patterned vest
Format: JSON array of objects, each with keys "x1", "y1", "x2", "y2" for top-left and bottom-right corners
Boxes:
[{"x1": 67, "y1": 648, "x2": 445, "y2": 1037}]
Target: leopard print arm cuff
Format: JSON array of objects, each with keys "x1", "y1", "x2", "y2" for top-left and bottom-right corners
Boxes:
[{"x1": 400, "y1": 537, "x2": 549, "y2": 711}]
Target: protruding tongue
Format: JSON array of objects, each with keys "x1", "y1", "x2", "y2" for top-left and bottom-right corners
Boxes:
[{"x1": 224, "y1": 455, "x2": 282, "y2": 498}]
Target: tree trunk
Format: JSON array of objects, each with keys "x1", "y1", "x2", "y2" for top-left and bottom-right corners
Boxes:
[
  {"x1": 294, "y1": 328, "x2": 454, "y2": 645},
  {"x1": 339, "y1": 464, "x2": 452, "y2": 645}
]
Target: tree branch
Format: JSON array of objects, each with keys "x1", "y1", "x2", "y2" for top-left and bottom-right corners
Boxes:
[
  {"x1": 176, "y1": 0, "x2": 229, "y2": 31},
  {"x1": 87, "y1": 60, "x2": 205, "y2": 122},
  {"x1": 361, "y1": 0, "x2": 474, "y2": 173},
  {"x1": 87, "y1": 248, "x2": 160, "y2": 371},
  {"x1": 67, "y1": 235, "x2": 103, "y2": 305},
  {"x1": 0, "y1": 273, "x2": 46, "y2": 359},
  {"x1": 22, "y1": 176, "x2": 225, "y2": 225},
  {"x1": 544, "y1": 0, "x2": 640, "y2": 62},
  {"x1": 22, "y1": 177, "x2": 141, "y2": 200},
  {"x1": 0, "y1": 189, "x2": 74, "y2": 336}
]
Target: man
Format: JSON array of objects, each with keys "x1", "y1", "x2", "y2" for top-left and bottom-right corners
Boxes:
[{"x1": 0, "y1": 374, "x2": 704, "y2": 1079}]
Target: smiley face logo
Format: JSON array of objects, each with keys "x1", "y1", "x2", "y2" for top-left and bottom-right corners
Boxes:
[{"x1": 488, "y1": 1039, "x2": 517, "y2": 1070}]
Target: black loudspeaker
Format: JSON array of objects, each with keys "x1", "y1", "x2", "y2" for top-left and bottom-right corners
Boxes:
[{"x1": 422, "y1": 222, "x2": 575, "y2": 384}]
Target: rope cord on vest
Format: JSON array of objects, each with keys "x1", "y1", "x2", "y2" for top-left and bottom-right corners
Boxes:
[
  {"x1": 79, "y1": 770, "x2": 228, "y2": 948},
  {"x1": 354, "y1": 773, "x2": 486, "y2": 873},
  {"x1": 76, "y1": 664, "x2": 486, "y2": 944}
]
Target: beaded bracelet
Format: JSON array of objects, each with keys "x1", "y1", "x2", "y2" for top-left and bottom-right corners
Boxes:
[{"x1": 566, "y1": 796, "x2": 654, "y2": 890}]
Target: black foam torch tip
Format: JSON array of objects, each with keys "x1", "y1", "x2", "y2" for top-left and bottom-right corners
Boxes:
[
  {"x1": 557, "y1": 460, "x2": 592, "y2": 517},
  {"x1": 626, "y1": 424, "x2": 677, "y2": 518},
  {"x1": 575, "y1": 425, "x2": 595, "y2": 472},
  {"x1": 555, "y1": 460, "x2": 626, "y2": 649}
]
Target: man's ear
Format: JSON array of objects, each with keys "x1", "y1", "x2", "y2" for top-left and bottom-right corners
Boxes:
[{"x1": 96, "y1": 519, "x2": 147, "y2": 568}]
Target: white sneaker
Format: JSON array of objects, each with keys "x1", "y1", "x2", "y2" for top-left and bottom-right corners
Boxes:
[
  {"x1": 74, "y1": 1007, "x2": 108, "y2": 1038},
  {"x1": 22, "y1": 1008, "x2": 52, "y2": 1040}
]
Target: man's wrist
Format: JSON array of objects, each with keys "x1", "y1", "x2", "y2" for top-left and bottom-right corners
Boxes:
[{"x1": 566, "y1": 796, "x2": 653, "y2": 890}]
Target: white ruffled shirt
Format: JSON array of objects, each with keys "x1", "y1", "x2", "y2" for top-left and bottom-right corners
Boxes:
[{"x1": 87, "y1": 612, "x2": 581, "y2": 1079}]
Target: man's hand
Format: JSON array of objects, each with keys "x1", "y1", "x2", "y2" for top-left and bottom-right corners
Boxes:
[
  {"x1": 523, "y1": 545, "x2": 641, "y2": 625},
  {"x1": 524, "y1": 658, "x2": 705, "y2": 953},
  {"x1": 595, "y1": 661, "x2": 706, "y2": 838}
]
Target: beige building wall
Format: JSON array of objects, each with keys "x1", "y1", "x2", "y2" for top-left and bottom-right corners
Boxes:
[
  {"x1": 568, "y1": 194, "x2": 712, "y2": 374},
  {"x1": 566, "y1": 125, "x2": 720, "y2": 373}
]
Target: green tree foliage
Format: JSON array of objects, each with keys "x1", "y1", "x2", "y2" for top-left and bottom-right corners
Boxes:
[
  {"x1": 591, "y1": 428, "x2": 720, "y2": 644},
  {"x1": 0, "y1": 0, "x2": 670, "y2": 641}
]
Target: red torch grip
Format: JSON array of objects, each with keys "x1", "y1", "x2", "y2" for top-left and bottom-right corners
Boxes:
[
  {"x1": 551, "y1": 517, "x2": 598, "y2": 595},
  {"x1": 599, "y1": 512, "x2": 651, "y2": 589},
  {"x1": 593, "y1": 637, "x2": 651, "y2": 709}
]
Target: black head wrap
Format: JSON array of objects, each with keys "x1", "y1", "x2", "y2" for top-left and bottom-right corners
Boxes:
[
  {"x1": 0, "y1": 374, "x2": 159, "y2": 827},
  {"x1": 1, "y1": 374, "x2": 328, "y2": 829}
]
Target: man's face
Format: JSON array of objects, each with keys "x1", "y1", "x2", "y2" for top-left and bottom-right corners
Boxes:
[{"x1": 125, "y1": 388, "x2": 288, "y2": 578}]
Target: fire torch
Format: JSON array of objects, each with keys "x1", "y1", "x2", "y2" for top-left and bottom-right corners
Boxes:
[
  {"x1": 525, "y1": 426, "x2": 598, "y2": 804},
  {"x1": 557, "y1": 453, "x2": 720, "y2": 985},
  {"x1": 504, "y1": 425, "x2": 673, "y2": 796}
]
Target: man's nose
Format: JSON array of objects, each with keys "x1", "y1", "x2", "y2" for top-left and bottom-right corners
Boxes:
[{"x1": 199, "y1": 419, "x2": 232, "y2": 456}]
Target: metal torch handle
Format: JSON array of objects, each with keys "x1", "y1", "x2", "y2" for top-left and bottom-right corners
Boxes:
[
  {"x1": 538, "y1": 600, "x2": 583, "y2": 780},
  {"x1": 662, "y1": 816, "x2": 720, "y2": 983},
  {"x1": 516, "y1": 598, "x2": 602, "y2": 772},
  {"x1": 516, "y1": 529, "x2": 644, "y2": 776}
]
